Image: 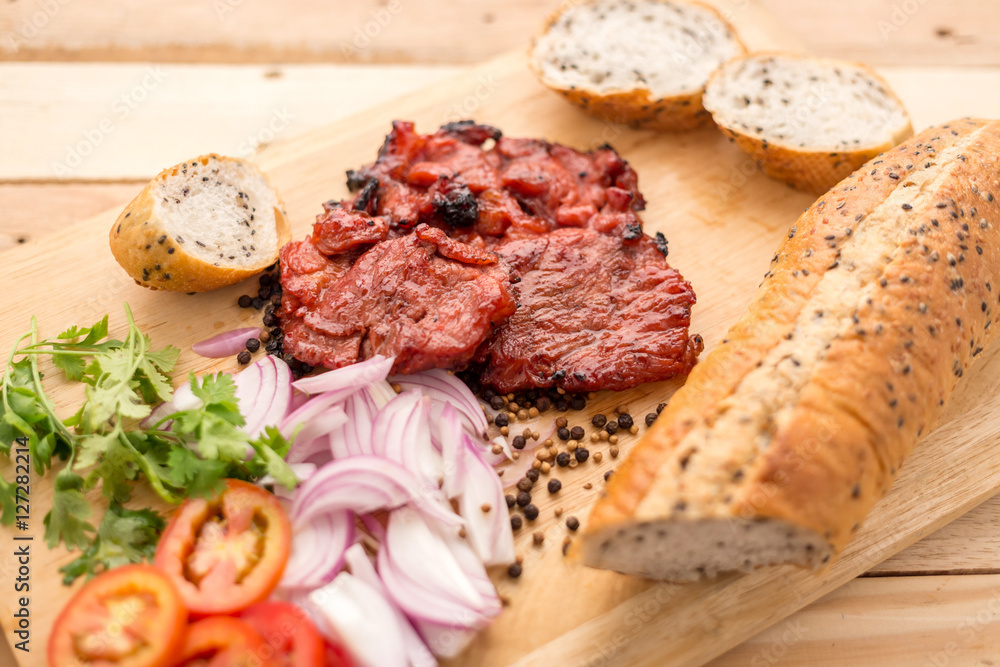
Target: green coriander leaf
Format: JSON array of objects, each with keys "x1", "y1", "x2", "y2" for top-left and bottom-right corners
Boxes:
[
  {"x1": 59, "y1": 501, "x2": 164, "y2": 585},
  {"x1": 134, "y1": 343, "x2": 179, "y2": 405},
  {"x1": 84, "y1": 381, "x2": 150, "y2": 431},
  {"x1": 44, "y1": 472, "x2": 95, "y2": 551},
  {"x1": 91, "y1": 434, "x2": 144, "y2": 503},
  {"x1": 73, "y1": 431, "x2": 117, "y2": 470},
  {"x1": 51, "y1": 353, "x2": 87, "y2": 382},
  {"x1": 56, "y1": 315, "x2": 109, "y2": 344},
  {"x1": 163, "y1": 447, "x2": 228, "y2": 498},
  {"x1": 0, "y1": 477, "x2": 16, "y2": 526}
]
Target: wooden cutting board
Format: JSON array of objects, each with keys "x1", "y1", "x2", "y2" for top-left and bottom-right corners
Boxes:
[{"x1": 4, "y1": 6, "x2": 1000, "y2": 666}]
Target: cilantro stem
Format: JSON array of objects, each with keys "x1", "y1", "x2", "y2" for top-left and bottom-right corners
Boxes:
[
  {"x1": 25, "y1": 317, "x2": 76, "y2": 445},
  {"x1": 1, "y1": 330, "x2": 33, "y2": 417}
]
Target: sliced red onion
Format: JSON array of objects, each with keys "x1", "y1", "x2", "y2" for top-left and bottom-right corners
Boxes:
[
  {"x1": 389, "y1": 370, "x2": 488, "y2": 436},
  {"x1": 376, "y1": 392, "x2": 442, "y2": 487},
  {"x1": 344, "y1": 545, "x2": 437, "y2": 667},
  {"x1": 378, "y1": 507, "x2": 500, "y2": 629},
  {"x1": 280, "y1": 510, "x2": 354, "y2": 590},
  {"x1": 293, "y1": 355, "x2": 394, "y2": 395},
  {"x1": 292, "y1": 456, "x2": 460, "y2": 530},
  {"x1": 367, "y1": 379, "x2": 398, "y2": 408},
  {"x1": 286, "y1": 406, "x2": 348, "y2": 464},
  {"x1": 456, "y1": 434, "x2": 515, "y2": 567},
  {"x1": 434, "y1": 405, "x2": 466, "y2": 499},
  {"x1": 306, "y1": 572, "x2": 409, "y2": 667},
  {"x1": 192, "y1": 327, "x2": 261, "y2": 358},
  {"x1": 244, "y1": 355, "x2": 293, "y2": 438},
  {"x1": 336, "y1": 390, "x2": 379, "y2": 458}
]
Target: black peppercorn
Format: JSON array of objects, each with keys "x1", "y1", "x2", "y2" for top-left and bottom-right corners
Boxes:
[
  {"x1": 505, "y1": 494, "x2": 516, "y2": 509},
  {"x1": 238, "y1": 294, "x2": 253, "y2": 308},
  {"x1": 525, "y1": 469, "x2": 540, "y2": 483},
  {"x1": 557, "y1": 427, "x2": 571, "y2": 441},
  {"x1": 617, "y1": 413, "x2": 634, "y2": 429},
  {"x1": 592, "y1": 413, "x2": 607, "y2": 427},
  {"x1": 566, "y1": 516, "x2": 580, "y2": 531},
  {"x1": 270, "y1": 293, "x2": 282, "y2": 306},
  {"x1": 574, "y1": 448, "x2": 589, "y2": 463},
  {"x1": 262, "y1": 312, "x2": 278, "y2": 328},
  {"x1": 259, "y1": 273, "x2": 272, "y2": 287},
  {"x1": 512, "y1": 435, "x2": 526, "y2": 450},
  {"x1": 516, "y1": 491, "x2": 531, "y2": 507},
  {"x1": 556, "y1": 452, "x2": 571, "y2": 467},
  {"x1": 481, "y1": 388, "x2": 495, "y2": 400},
  {"x1": 523, "y1": 504, "x2": 539, "y2": 521},
  {"x1": 645, "y1": 412, "x2": 657, "y2": 427},
  {"x1": 605, "y1": 420, "x2": 619, "y2": 435},
  {"x1": 570, "y1": 426, "x2": 585, "y2": 440},
  {"x1": 555, "y1": 400, "x2": 569, "y2": 411},
  {"x1": 535, "y1": 396, "x2": 552, "y2": 412},
  {"x1": 508, "y1": 562, "x2": 523, "y2": 578},
  {"x1": 604, "y1": 470, "x2": 614, "y2": 482},
  {"x1": 493, "y1": 412, "x2": 509, "y2": 428},
  {"x1": 569, "y1": 395, "x2": 586, "y2": 410},
  {"x1": 490, "y1": 395, "x2": 506, "y2": 411},
  {"x1": 516, "y1": 478, "x2": 533, "y2": 493},
  {"x1": 547, "y1": 479, "x2": 562, "y2": 493},
  {"x1": 251, "y1": 296, "x2": 264, "y2": 310},
  {"x1": 237, "y1": 350, "x2": 251, "y2": 365},
  {"x1": 258, "y1": 285, "x2": 272, "y2": 300},
  {"x1": 245, "y1": 337, "x2": 261, "y2": 353},
  {"x1": 656, "y1": 402, "x2": 667, "y2": 413},
  {"x1": 510, "y1": 516, "x2": 523, "y2": 530}
]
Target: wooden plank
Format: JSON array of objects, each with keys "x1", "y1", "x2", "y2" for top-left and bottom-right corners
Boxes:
[
  {"x1": 868, "y1": 493, "x2": 1000, "y2": 576},
  {"x1": 757, "y1": 0, "x2": 1000, "y2": 67},
  {"x1": 0, "y1": 63, "x2": 460, "y2": 181},
  {"x1": 1, "y1": 0, "x2": 995, "y2": 65},
  {"x1": 2, "y1": 38, "x2": 1000, "y2": 663},
  {"x1": 711, "y1": 574, "x2": 1000, "y2": 665},
  {"x1": 4, "y1": 61, "x2": 997, "y2": 183},
  {"x1": 0, "y1": 183, "x2": 145, "y2": 252}
]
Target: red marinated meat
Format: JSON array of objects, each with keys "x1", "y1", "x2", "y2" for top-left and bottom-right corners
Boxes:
[
  {"x1": 279, "y1": 120, "x2": 701, "y2": 390},
  {"x1": 477, "y1": 228, "x2": 702, "y2": 393},
  {"x1": 282, "y1": 224, "x2": 515, "y2": 374}
]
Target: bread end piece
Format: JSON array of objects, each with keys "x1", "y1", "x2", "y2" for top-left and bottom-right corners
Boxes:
[
  {"x1": 704, "y1": 53, "x2": 913, "y2": 194},
  {"x1": 529, "y1": 0, "x2": 746, "y2": 131},
  {"x1": 109, "y1": 154, "x2": 290, "y2": 292}
]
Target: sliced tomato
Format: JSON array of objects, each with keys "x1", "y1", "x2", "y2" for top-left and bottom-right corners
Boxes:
[
  {"x1": 173, "y1": 616, "x2": 274, "y2": 667},
  {"x1": 238, "y1": 601, "x2": 325, "y2": 667},
  {"x1": 47, "y1": 564, "x2": 187, "y2": 667},
  {"x1": 322, "y1": 640, "x2": 355, "y2": 667},
  {"x1": 154, "y1": 479, "x2": 291, "y2": 616}
]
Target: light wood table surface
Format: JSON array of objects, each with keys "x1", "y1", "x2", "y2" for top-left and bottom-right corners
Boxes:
[{"x1": 2, "y1": 1, "x2": 1000, "y2": 665}]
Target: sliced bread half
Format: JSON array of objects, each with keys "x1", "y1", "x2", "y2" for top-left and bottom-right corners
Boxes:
[
  {"x1": 703, "y1": 53, "x2": 913, "y2": 194},
  {"x1": 529, "y1": 0, "x2": 746, "y2": 131},
  {"x1": 109, "y1": 154, "x2": 290, "y2": 292}
]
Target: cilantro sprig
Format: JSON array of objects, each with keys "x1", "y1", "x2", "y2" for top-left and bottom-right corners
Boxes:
[{"x1": 0, "y1": 305, "x2": 298, "y2": 583}]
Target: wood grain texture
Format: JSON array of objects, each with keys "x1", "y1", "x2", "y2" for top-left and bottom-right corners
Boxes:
[
  {"x1": 3, "y1": 40, "x2": 1000, "y2": 664},
  {"x1": 0, "y1": 63, "x2": 459, "y2": 181},
  {"x1": 710, "y1": 573, "x2": 1000, "y2": 665},
  {"x1": 0, "y1": 0, "x2": 995, "y2": 65}
]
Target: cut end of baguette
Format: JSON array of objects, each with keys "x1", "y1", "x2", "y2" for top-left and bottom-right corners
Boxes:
[
  {"x1": 703, "y1": 53, "x2": 913, "y2": 193},
  {"x1": 109, "y1": 154, "x2": 290, "y2": 292},
  {"x1": 529, "y1": 0, "x2": 745, "y2": 130},
  {"x1": 580, "y1": 518, "x2": 830, "y2": 581}
]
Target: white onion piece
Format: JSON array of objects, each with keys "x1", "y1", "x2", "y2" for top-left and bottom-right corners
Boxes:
[
  {"x1": 378, "y1": 507, "x2": 500, "y2": 629},
  {"x1": 280, "y1": 509, "x2": 354, "y2": 590},
  {"x1": 344, "y1": 545, "x2": 438, "y2": 667},
  {"x1": 414, "y1": 623, "x2": 477, "y2": 661},
  {"x1": 292, "y1": 456, "x2": 461, "y2": 529},
  {"x1": 286, "y1": 406, "x2": 347, "y2": 464},
  {"x1": 307, "y1": 572, "x2": 409, "y2": 667},
  {"x1": 456, "y1": 434, "x2": 515, "y2": 566},
  {"x1": 192, "y1": 327, "x2": 261, "y2": 358},
  {"x1": 293, "y1": 355, "x2": 394, "y2": 395},
  {"x1": 389, "y1": 370, "x2": 488, "y2": 436},
  {"x1": 367, "y1": 379, "x2": 398, "y2": 408}
]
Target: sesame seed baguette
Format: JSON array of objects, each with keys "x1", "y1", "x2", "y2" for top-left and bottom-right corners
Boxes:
[
  {"x1": 581, "y1": 118, "x2": 1000, "y2": 581},
  {"x1": 109, "y1": 154, "x2": 290, "y2": 292},
  {"x1": 703, "y1": 53, "x2": 913, "y2": 194},
  {"x1": 529, "y1": 0, "x2": 746, "y2": 131}
]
